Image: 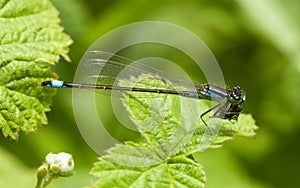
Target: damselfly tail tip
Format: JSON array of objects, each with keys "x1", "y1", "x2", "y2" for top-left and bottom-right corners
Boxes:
[
  {"x1": 41, "y1": 80, "x2": 51, "y2": 87},
  {"x1": 41, "y1": 80, "x2": 66, "y2": 88}
]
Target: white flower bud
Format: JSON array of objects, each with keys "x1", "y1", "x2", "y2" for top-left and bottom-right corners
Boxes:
[{"x1": 45, "y1": 152, "x2": 74, "y2": 176}]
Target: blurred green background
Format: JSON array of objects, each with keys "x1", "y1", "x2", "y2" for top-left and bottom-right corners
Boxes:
[{"x1": 0, "y1": 0, "x2": 299, "y2": 187}]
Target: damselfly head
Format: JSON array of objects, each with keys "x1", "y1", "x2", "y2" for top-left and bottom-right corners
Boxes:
[
  {"x1": 231, "y1": 86, "x2": 245, "y2": 104},
  {"x1": 222, "y1": 86, "x2": 245, "y2": 120}
]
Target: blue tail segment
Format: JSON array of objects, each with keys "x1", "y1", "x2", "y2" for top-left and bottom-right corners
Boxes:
[{"x1": 41, "y1": 80, "x2": 66, "y2": 88}]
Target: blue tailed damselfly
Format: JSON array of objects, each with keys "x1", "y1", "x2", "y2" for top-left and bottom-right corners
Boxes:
[{"x1": 41, "y1": 51, "x2": 245, "y2": 127}]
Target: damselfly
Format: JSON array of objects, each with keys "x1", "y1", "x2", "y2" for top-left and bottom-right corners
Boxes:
[{"x1": 41, "y1": 51, "x2": 245, "y2": 127}]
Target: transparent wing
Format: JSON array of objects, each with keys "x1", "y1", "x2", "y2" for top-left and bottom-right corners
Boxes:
[{"x1": 81, "y1": 50, "x2": 202, "y2": 96}]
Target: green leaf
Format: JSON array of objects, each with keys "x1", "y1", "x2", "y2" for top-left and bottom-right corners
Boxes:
[
  {"x1": 104, "y1": 142, "x2": 165, "y2": 167},
  {"x1": 176, "y1": 114, "x2": 258, "y2": 156},
  {"x1": 90, "y1": 155, "x2": 205, "y2": 188},
  {"x1": 123, "y1": 75, "x2": 258, "y2": 157},
  {"x1": 89, "y1": 74, "x2": 257, "y2": 187},
  {"x1": 0, "y1": 0, "x2": 72, "y2": 139},
  {"x1": 120, "y1": 75, "x2": 203, "y2": 158}
]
